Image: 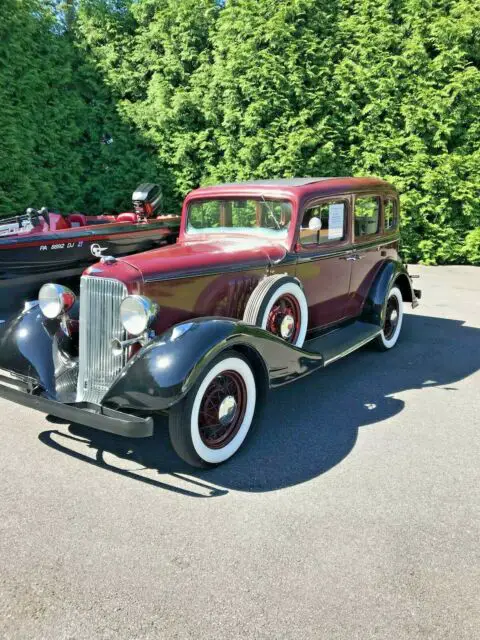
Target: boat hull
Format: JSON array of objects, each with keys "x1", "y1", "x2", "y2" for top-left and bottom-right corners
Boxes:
[{"x1": 0, "y1": 219, "x2": 179, "y2": 319}]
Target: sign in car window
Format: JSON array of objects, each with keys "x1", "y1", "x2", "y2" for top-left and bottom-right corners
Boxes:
[
  {"x1": 300, "y1": 200, "x2": 346, "y2": 245},
  {"x1": 328, "y1": 204, "x2": 344, "y2": 240}
]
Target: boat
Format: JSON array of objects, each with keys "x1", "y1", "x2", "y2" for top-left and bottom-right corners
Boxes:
[{"x1": 0, "y1": 183, "x2": 180, "y2": 319}]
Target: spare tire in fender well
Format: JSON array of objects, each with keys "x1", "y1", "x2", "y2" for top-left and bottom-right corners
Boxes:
[{"x1": 242, "y1": 274, "x2": 309, "y2": 348}]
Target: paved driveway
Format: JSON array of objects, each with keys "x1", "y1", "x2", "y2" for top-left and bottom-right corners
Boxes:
[{"x1": 0, "y1": 266, "x2": 479, "y2": 639}]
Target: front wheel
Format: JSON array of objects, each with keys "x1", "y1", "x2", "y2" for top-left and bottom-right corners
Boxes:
[
  {"x1": 374, "y1": 285, "x2": 404, "y2": 351},
  {"x1": 168, "y1": 351, "x2": 257, "y2": 468}
]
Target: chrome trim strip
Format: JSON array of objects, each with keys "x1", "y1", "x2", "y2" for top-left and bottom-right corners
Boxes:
[
  {"x1": 353, "y1": 235, "x2": 400, "y2": 251},
  {"x1": 296, "y1": 248, "x2": 353, "y2": 263},
  {"x1": 144, "y1": 260, "x2": 294, "y2": 284}
]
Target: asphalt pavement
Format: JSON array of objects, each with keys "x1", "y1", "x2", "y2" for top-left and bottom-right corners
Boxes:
[{"x1": 0, "y1": 265, "x2": 479, "y2": 639}]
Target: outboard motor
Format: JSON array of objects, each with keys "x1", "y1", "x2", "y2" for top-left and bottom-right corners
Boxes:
[
  {"x1": 132, "y1": 183, "x2": 162, "y2": 219},
  {"x1": 38, "y1": 206, "x2": 50, "y2": 227}
]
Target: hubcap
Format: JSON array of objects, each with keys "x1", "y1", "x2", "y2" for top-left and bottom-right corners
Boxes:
[
  {"x1": 266, "y1": 294, "x2": 301, "y2": 344},
  {"x1": 280, "y1": 314, "x2": 295, "y2": 339},
  {"x1": 384, "y1": 295, "x2": 400, "y2": 340},
  {"x1": 218, "y1": 395, "x2": 237, "y2": 425}
]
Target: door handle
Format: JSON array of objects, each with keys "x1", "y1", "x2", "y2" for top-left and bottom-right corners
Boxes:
[{"x1": 343, "y1": 255, "x2": 358, "y2": 261}]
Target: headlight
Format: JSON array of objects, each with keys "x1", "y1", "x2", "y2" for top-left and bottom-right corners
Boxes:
[
  {"x1": 39, "y1": 283, "x2": 76, "y2": 319},
  {"x1": 120, "y1": 295, "x2": 157, "y2": 336}
]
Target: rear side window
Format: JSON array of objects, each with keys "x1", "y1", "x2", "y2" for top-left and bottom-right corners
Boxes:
[
  {"x1": 300, "y1": 200, "x2": 346, "y2": 246},
  {"x1": 384, "y1": 198, "x2": 398, "y2": 231},
  {"x1": 354, "y1": 196, "x2": 380, "y2": 237}
]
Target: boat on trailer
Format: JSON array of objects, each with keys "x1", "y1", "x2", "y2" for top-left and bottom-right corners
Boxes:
[{"x1": 0, "y1": 183, "x2": 180, "y2": 319}]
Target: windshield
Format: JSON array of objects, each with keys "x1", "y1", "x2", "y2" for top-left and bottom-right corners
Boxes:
[{"x1": 186, "y1": 199, "x2": 292, "y2": 237}]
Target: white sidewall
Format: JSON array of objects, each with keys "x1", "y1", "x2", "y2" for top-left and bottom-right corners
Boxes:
[
  {"x1": 260, "y1": 282, "x2": 308, "y2": 348},
  {"x1": 380, "y1": 286, "x2": 404, "y2": 348},
  {"x1": 190, "y1": 357, "x2": 256, "y2": 464}
]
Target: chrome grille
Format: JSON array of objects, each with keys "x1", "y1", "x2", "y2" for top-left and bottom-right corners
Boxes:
[{"x1": 77, "y1": 276, "x2": 128, "y2": 404}]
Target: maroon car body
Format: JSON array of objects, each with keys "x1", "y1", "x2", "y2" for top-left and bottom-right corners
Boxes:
[
  {"x1": 85, "y1": 177, "x2": 408, "y2": 335},
  {"x1": 0, "y1": 177, "x2": 420, "y2": 468}
]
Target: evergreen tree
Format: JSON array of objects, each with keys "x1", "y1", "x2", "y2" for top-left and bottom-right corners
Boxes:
[
  {"x1": 77, "y1": 0, "x2": 219, "y2": 197},
  {"x1": 333, "y1": 0, "x2": 480, "y2": 262},
  {"x1": 1, "y1": 0, "x2": 479, "y2": 262},
  {"x1": 202, "y1": 0, "x2": 347, "y2": 182},
  {"x1": 0, "y1": 0, "x2": 172, "y2": 215}
]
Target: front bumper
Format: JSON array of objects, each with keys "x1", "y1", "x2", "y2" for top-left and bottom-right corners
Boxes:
[{"x1": 0, "y1": 369, "x2": 153, "y2": 438}]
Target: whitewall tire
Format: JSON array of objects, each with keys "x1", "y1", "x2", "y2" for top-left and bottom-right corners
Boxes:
[
  {"x1": 243, "y1": 275, "x2": 308, "y2": 348},
  {"x1": 375, "y1": 285, "x2": 404, "y2": 351},
  {"x1": 168, "y1": 351, "x2": 257, "y2": 467}
]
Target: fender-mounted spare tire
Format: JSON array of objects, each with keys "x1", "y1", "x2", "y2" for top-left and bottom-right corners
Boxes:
[{"x1": 243, "y1": 274, "x2": 308, "y2": 348}]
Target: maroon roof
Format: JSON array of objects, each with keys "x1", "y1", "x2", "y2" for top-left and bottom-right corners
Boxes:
[{"x1": 187, "y1": 177, "x2": 396, "y2": 201}]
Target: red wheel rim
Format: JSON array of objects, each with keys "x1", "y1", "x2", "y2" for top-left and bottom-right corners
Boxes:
[
  {"x1": 198, "y1": 370, "x2": 247, "y2": 449},
  {"x1": 266, "y1": 293, "x2": 301, "y2": 343}
]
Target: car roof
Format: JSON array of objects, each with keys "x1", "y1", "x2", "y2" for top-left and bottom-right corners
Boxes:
[
  {"x1": 211, "y1": 178, "x2": 333, "y2": 187},
  {"x1": 187, "y1": 177, "x2": 396, "y2": 200}
]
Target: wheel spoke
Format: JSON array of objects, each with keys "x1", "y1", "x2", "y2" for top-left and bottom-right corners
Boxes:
[{"x1": 198, "y1": 369, "x2": 247, "y2": 449}]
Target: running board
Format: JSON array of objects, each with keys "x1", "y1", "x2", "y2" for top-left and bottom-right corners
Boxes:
[{"x1": 303, "y1": 321, "x2": 381, "y2": 366}]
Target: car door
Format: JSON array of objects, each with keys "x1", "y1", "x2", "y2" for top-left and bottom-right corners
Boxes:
[
  {"x1": 346, "y1": 193, "x2": 384, "y2": 318},
  {"x1": 295, "y1": 196, "x2": 353, "y2": 331}
]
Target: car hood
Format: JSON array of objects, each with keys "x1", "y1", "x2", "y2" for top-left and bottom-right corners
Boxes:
[{"x1": 83, "y1": 236, "x2": 288, "y2": 283}]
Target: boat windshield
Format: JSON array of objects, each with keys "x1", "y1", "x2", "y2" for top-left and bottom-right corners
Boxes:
[{"x1": 186, "y1": 199, "x2": 292, "y2": 238}]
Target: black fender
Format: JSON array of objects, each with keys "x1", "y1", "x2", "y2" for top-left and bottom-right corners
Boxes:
[
  {"x1": 361, "y1": 260, "x2": 415, "y2": 326},
  {"x1": 103, "y1": 318, "x2": 325, "y2": 413},
  {"x1": 0, "y1": 305, "x2": 78, "y2": 400}
]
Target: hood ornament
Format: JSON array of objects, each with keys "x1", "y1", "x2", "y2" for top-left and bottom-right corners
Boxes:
[
  {"x1": 91, "y1": 243, "x2": 108, "y2": 258},
  {"x1": 100, "y1": 255, "x2": 117, "y2": 265}
]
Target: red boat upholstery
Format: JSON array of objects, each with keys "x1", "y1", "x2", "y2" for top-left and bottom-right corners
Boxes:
[
  {"x1": 49, "y1": 213, "x2": 71, "y2": 231},
  {"x1": 68, "y1": 213, "x2": 87, "y2": 227},
  {"x1": 95, "y1": 215, "x2": 117, "y2": 223},
  {"x1": 116, "y1": 212, "x2": 139, "y2": 224}
]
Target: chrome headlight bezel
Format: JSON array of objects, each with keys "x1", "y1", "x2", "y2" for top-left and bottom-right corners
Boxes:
[
  {"x1": 119, "y1": 295, "x2": 157, "y2": 336},
  {"x1": 38, "y1": 283, "x2": 76, "y2": 319}
]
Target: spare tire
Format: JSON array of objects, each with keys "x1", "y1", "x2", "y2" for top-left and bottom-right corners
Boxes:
[{"x1": 243, "y1": 274, "x2": 308, "y2": 348}]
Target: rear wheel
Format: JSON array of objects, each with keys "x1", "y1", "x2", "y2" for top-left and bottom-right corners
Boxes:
[
  {"x1": 168, "y1": 351, "x2": 257, "y2": 468},
  {"x1": 374, "y1": 285, "x2": 404, "y2": 351}
]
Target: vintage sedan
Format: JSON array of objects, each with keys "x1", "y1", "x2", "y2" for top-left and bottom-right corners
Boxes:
[{"x1": 0, "y1": 178, "x2": 421, "y2": 467}]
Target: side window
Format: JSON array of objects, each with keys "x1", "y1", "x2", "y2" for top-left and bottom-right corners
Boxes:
[
  {"x1": 384, "y1": 198, "x2": 397, "y2": 231},
  {"x1": 354, "y1": 196, "x2": 380, "y2": 238},
  {"x1": 300, "y1": 200, "x2": 346, "y2": 246}
]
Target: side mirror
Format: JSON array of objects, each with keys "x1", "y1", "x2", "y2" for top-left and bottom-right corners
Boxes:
[{"x1": 308, "y1": 216, "x2": 322, "y2": 231}]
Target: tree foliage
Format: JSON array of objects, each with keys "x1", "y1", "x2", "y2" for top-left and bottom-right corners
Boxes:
[
  {"x1": 0, "y1": 0, "x2": 173, "y2": 214},
  {"x1": 1, "y1": 0, "x2": 479, "y2": 263}
]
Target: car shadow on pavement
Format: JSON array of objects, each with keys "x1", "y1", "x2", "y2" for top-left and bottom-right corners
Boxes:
[{"x1": 38, "y1": 313, "x2": 479, "y2": 496}]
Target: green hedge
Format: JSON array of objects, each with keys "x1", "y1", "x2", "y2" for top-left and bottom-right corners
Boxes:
[{"x1": 1, "y1": 0, "x2": 479, "y2": 264}]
